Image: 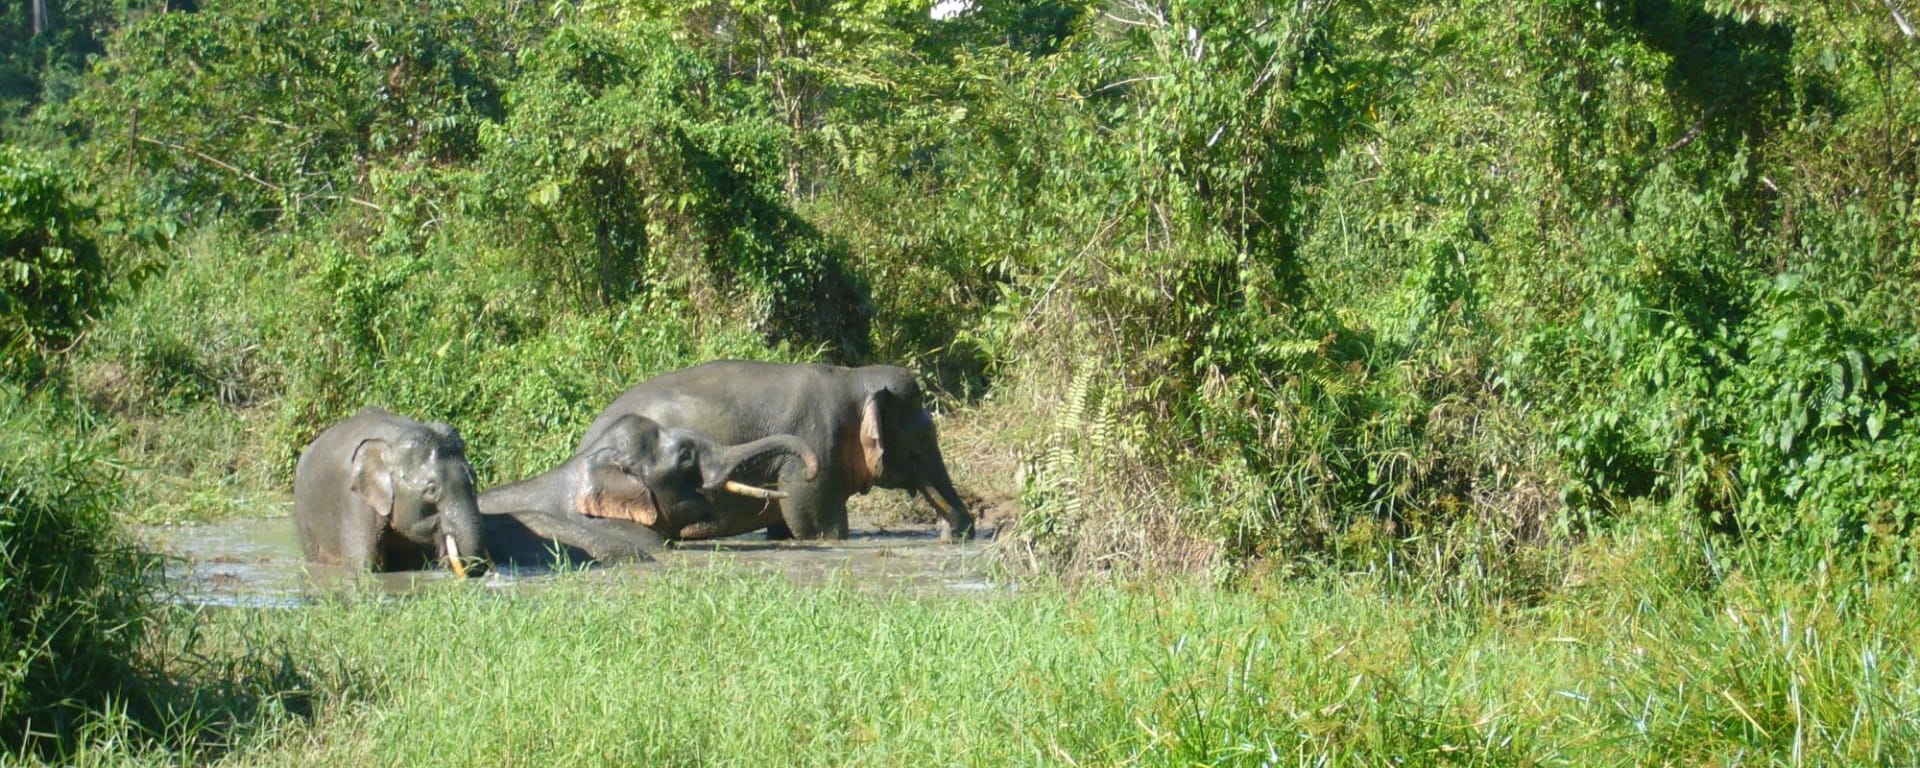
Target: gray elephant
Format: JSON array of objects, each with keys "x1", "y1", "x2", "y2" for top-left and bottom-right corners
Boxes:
[
  {"x1": 576, "y1": 361, "x2": 973, "y2": 541},
  {"x1": 293, "y1": 407, "x2": 488, "y2": 576},
  {"x1": 479, "y1": 413, "x2": 819, "y2": 562}
]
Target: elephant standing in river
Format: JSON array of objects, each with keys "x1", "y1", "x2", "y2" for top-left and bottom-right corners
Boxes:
[
  {"x1": 294, "y1": 407, "x2": 488, "y2": 576},
  {"x1": 576, "y1": 361, "x2": 973, "y2": 541},
  {"x1": 480, "y1": 414, "x2": 818, "y2": 562}
]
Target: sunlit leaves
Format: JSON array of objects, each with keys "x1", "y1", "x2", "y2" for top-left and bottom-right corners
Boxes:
[{"x1": 0, "y1": 145, "x2": 104, "y2": 378}]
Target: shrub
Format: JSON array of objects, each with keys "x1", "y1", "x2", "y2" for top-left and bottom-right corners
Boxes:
[
  {"x1": 0, "y1": 144, "x2": 104, "y2": 379},
  {"x1": 64, "y1": 0, "x2": 537, "y2": 223},
  {"x1": 474, "y1": 18, "x2": 871, "y2": 356}
]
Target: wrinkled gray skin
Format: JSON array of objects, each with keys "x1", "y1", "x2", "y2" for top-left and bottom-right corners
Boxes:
[
  {"x1": 294, "y1": 407, "x2": 488, "y2": 576},
  {"x1": 479, "y1": 414, "x2": 819, "y2": 563},
  {"x1": 577, "y1": 361, "x2": 973, "y2": 541}
]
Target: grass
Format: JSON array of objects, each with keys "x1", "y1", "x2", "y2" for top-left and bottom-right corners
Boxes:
[
  {"x1": 26, "y1": 523, "x2": 1919, "y2": 767},
  {"x1": 0, "y1": 386, "x2": 153, "y2": 751}
]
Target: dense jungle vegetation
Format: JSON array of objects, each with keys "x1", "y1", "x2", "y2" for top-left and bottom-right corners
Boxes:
[{"x1": 3, "y1": 0, "x2": 1918, "y2": 762}]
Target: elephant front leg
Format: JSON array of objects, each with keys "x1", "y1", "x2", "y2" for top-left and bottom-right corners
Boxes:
[
  {"x1": 778, "y1": 483, "x2": 850, "y2": 540},
  {"x1": 337, "y1": 507, "x2": 387, "y2": 571}
]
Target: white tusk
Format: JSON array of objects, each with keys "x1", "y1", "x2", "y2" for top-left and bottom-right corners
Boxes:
[
  {"x1": 724, "y1": 480, "x2": 788, "y2": 500},
  {"x1": 922, "y1": 486, "x2": 955, "y2": 515},
  {"x1": 445, "y1": 534, "x2": 468, "y2": 578}
]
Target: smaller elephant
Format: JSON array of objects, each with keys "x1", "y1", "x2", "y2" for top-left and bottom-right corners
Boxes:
[
  {"x1": 294, "y1": 407, "x2": 488, "y2": 576},
  {"x1": 479, "y1": 414, "x2": 818, "y2": 563}
]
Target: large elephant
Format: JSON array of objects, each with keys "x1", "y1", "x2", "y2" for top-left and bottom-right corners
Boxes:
[
  {"x1": 294, "y1": 407, "x2": 488, "y2": 576},
  {"x1": 576, "y1": 361, "x2": 973, "y2": 541},
  {"x1": 479, "y1": 414, "x2": 819, "y2": 562}
]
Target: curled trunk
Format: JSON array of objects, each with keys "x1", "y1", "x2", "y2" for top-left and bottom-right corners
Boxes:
[{"x1": 702, "y1": 433, "x2": 818, "y2": 493}]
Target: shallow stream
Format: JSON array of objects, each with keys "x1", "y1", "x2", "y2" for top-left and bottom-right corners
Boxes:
[{"x1": 140, "y1": 516, "x2": 1006, "y2": 608}]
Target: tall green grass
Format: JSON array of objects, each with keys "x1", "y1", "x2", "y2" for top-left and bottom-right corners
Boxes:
[
  {"x1": 35, "y1": 535, "x2": 1900, "y2": 767},
  {"x1": 0, "y1": 386, "x2": 153, "y2": 752}
]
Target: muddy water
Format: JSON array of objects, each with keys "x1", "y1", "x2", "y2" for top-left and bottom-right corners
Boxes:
[{"x1": 140, "y1": 516, "x2": 1006, "y2": 608}]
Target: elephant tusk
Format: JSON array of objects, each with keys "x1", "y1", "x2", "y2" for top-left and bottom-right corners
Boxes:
[
  {"x1": 723, "y1": 480, "x2": 788, "y2": 500},
  {"x1": 445, "y1": 534, "x2": 469, "y2": 578},
  {"x1": 922, "y1": 485, "x2": 955, "y2": 515}
]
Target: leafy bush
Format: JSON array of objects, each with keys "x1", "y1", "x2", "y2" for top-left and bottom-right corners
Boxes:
[
  {"x1": 474, "y1": 18, "x2": 870, "y2": 355},
  {"x1": 1729, "y1": 276, "x2": 1920, "y2": 553},
  {"x1": 64, "y1": 0, "x2": 537, "y2": 222},
  {"x1": 0, "y1": 144, "x2": 104, "y2": 378}
]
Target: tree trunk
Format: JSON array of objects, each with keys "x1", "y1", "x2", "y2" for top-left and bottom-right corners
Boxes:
[{"x1": 31, "y1": 0, "x2": 46, "y2": 37}]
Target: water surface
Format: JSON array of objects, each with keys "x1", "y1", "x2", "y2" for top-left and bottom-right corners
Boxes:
[{"x1": 140, "y1": 516, "x2": 1005, "y2": 607}]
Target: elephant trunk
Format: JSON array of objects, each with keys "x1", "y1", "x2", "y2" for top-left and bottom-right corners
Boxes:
[
  {"x1": 477, "y1": 472, "x2": 564, "y2": 518},
  {"x1": 435, "y1": 495, "x2": 489, "y2": 578},
  {"x1": 704, "y1": 434, "x2": 819, "y2": 496},
  {"x1": 918, "y1": 454, "x2": 974, "y2": 542}
]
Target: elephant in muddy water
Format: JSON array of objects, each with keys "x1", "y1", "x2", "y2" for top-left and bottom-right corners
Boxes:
[
  {"x1": 294, "y1": 407, "x2": 488, "y2": 576},
  {"x1": 479, "y1": 414, "x2": 819, "y2": 563},
  {"x1": 575, "y1": 361, "x2": 974, "y2": 542}
]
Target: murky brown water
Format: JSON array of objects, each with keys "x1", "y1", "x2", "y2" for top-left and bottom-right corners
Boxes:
[{"x1": 140, "y1": 516, "x2": 1007, "y2": 608}]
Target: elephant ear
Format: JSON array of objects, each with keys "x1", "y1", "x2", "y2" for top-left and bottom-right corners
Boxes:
[
  {"x1": 350, "y1": 439, "x2": 396, "y2": 518},
  {"x1": 581, "y1": 462, "x2": 661, "y2": 527},
  {"x1": 859, "y1": 389, "x2": 891, "y2": 481}
]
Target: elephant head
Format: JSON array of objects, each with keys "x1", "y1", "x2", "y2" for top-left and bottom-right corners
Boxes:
[
  {"x1": 349, "y1": 422, "x2": 488, "y2": 576},
  {"x1": 851, "y1": 369, "x2": 974, "y2": 539},
  {"x1": 570, "y1": 414, "x2": 819, "y2": 534}
]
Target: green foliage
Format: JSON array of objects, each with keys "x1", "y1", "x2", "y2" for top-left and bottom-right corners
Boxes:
[
  {"x1": 64, "y1": 0, "x2": 536, "y2": 222},
  {"x1": 0, "y1": 386, "x2": 155, "y2": 752},
  {"x1": 27, "y1": 0, "x2": 1920, "y2": 566},
  {"x1": 471, "y1": 17, "x2": 871, "y2": 355},
  {"x1": 1730, "y1": 276, "x2": 1920, "y2": 553},
  {"x1": 983, "y1": 0, "x2": 1917, "y2": 571},
  {"x1": 0, "y1": 144, "x2": 105, "y2": 378},
  {"x1": 6, "y1": 0, "x2": 1920, "y2": 761},
  {"x1": 0, "y1": 0, "x2": 140, "y2": 127}
]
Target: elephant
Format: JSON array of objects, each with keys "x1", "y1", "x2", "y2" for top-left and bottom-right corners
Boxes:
[
  {"x1": 576, "y1": 361, "x2": 973, "y2": 541},
  {"x1": 478, "y1": 413, "x2": 819, "y2": 563},
  {"x1": 293, "y1": 407, "x2": 488, "y2": 576}
]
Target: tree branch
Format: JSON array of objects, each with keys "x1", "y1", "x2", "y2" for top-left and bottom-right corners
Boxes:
[
  {"x1": 1885, "y1": 0, "x2": 1916, "y2": 38},
  {"x1": 134, "y1": 135, "x2": 383, "y2": 212}
]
